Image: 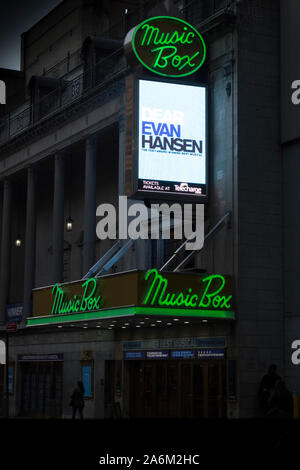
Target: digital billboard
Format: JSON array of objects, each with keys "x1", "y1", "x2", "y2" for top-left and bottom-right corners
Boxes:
[{"x1": 137, "y1": 79, "x2": 207, "y2": 198}]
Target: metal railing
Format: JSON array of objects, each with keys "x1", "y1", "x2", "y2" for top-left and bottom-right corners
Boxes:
[
  {"x1": 0, "y1": 47, "x2": 126, "y2": 145},
  {"x1": 180, "y1": 0, "x2": 234, "y2": 24},
  {"x1": 43, "y1": 48, "x2": 82, "y2": 79}
]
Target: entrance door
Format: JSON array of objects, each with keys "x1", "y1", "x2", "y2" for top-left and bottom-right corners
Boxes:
[
  {"x1": 181, "y1": 362, "x2": 193, "y2": 417},
  {"x1": 20, "y1": 361, "x2": 63, "y2": 418},
  {"x1": 193, "y1": 363, "x2": 205, "y2": 418},
  {"x1": 129, "y1": 362, "x2": 156, "y2": 418},
  {"x1": 207, "y1": 363, "x2": 226, "y2": 418},
  {"x1": 128, "y1": 360, "x2": 227, "y2": 418},
  {"x1": 180, "y1": 363, "x2": 225, "y2": 418},
  {"x1": 129, "y1": 361, "x2": 180, "y2": 418}
]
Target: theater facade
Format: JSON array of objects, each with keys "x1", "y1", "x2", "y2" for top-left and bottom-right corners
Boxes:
[{"x1": 0, "y1": 0, "x2": 286, "y2": 419}]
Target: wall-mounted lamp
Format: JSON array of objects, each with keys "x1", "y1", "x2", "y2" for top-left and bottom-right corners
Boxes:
[
  {"x1": 15, "y1": 235, "x2": 22, "y2": 247},
  {"x1": 66, "y1": 216, "x2": 73, "y2": 232}
]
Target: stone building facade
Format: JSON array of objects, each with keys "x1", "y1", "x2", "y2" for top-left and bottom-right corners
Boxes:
[{"x1": 0, "y1": 0, "x2": 290, "y2": 419}]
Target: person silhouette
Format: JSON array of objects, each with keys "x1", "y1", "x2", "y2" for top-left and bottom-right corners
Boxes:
[
  {"x1": 267, "y1": 379, "x2": 294, "y2": 418},
  {"x1": 258, "y1": 364, "x2": 281, "y2": 415},
  {"x1": 70, "y1": 381, "x2": 85, "y2": 419}
]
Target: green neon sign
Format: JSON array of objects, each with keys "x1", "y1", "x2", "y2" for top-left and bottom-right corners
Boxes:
[
  {"x1": 132, "y1": 16, "x2": 206, "y2": 77},
  {"x1": 51, "y1": 278, "x2": 103, "y2": 315},
  {"x1": 142, "y1": 269, "x2": 232, "y2": 310},
  {"x1": 27, "y1": 305, "x2": 234, "y2": 327},
  {"x1": 28, "y1": 269, "x2": 234, "y2": 327},
  {"x1": 136, "y1": 306, "x2": 235, "y2": 320}
]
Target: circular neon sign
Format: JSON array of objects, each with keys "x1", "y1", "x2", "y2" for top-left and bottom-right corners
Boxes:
[{"x1": 132, "y1": 16, "x2": 206, "y2": 78}]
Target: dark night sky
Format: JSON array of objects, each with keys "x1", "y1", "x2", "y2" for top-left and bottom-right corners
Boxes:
[{"x1": 0, "y1": 0, "x2": 62, "y2": 70}]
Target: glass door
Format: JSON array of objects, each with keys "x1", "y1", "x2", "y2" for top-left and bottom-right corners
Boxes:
[
  {"x1": 181, "y1": 363, "x2": 193, "y2": 417},
  {"x1": 127, "y1": 360, "x2": 227, "y2": 419},
  {"x1": 193, "y1": 363, "x2": 205, "y2": 418},
  {"x1": 144, "y1": 363, "x2": 155, "y2": 418},
  {"x1": 206, "y1": 363, "x2": 227, "y2": 418},
  {"x1": 20, "y1": 362, "x2": 63, "y2": 418}
]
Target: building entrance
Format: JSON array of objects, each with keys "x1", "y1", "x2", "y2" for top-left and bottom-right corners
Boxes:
[
  {"x1": 128, "y1": 360, "x2": 227, "y2": 418},
  {"x1": 19, "y1": 361, "x2": 63, "y2": 418}
]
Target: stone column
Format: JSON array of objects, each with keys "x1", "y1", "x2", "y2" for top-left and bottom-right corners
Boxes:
[
  {"x1": 0, "y1": 180, "x2": 12, "y2": 324},
  {"x1": 23, "y1": 167, "x2": 36, "y2": 319},
  {"x1": 52, "y1": 152, "x2": 64, "y2": 283},
  {"x1": 83, "y1": 134, "x2": 97, "y2": 275}
]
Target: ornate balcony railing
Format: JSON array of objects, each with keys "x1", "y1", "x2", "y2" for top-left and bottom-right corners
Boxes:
[
  {"x1": 43, "y1": 48, "x2": 82, "y2": 79},
  {"x1": 0, "y1": 48, "x2": 126, "y2": 145}
]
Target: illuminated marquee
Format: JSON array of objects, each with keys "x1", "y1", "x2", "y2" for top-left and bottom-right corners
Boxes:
[
  {"x1": 142, "y1": 269, "x2": 232, "y2": 310},
  {"x1": 51, "y1": 278, "x2": 103, "y2": 315},
  {"x1": 132, "y1": 16, "x2": 206, "y2": 77},
  {"x1": 27, "y1": 270, "x2": 234, "y2": 327}
]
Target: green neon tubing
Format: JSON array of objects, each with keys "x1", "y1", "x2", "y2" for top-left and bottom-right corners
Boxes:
[
  {"x1": 27, "y1": 305, "x2": 234, "y2": 327},
  {"x1": 135, "y1": 306, "x2": 235, "y2": 320},
  {"x1": 142, "y1": 268, "x2": 232, "y2": 310},
  {"x1": 132, "y1": 16, "x2": 206, "y2": 78},
  {"x1": 50, "y1": 277, "x2": 103, "y2": 315}
]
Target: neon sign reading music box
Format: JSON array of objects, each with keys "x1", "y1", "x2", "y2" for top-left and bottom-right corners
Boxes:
[
  {"x1": 27, "y1": 270, "x2": 234, "y2": 327},
  {"x1": 132, "y1": 16, "x2": 206, "y2": 77}
]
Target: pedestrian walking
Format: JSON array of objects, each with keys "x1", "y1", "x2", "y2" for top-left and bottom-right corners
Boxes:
[
  {"x1": 70, "y1": 381, "x2": 85, "y2": 419},
  {"x1": 258, "y1": 364, "x2": 281, "y2": 416},
  {"x1": 267, "y1": 379, "x2": 294, "y2": 418}
]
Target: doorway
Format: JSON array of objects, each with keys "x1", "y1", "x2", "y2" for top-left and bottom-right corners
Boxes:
[
  {"x1": 19, "y1": 361, "x2": 63, "y2": 418},
  {"x1": 128, "y1": 360, "x2": 227, "y2": 418}
]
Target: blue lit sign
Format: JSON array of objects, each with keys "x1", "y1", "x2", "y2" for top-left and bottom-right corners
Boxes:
[
  {"x1": 6, "y1": 303, "x2": 23, "y2": 323},
  {"x1": 124, "y1": 351, "x2": 144, "y2": 360},
  {"x1": 171, "y1": 350, "x2": 195, "y2": 359},
  {"x1": 146, "y1": 350, "x2": 169, "y2": 359},
  {"x1": 197, "y1": 348, "x2": 225, "y2": 359},
  {"x1": 81, "y1": 365, "x2": 92, "y2": 398}
]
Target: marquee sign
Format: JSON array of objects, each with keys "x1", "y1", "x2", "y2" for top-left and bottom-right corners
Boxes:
[
  {"x1": 51, "y1": 278, "x2": 103, "y2": 315},
  {"x1": 27, "y1": 270, "x2": 234, "y2": 327},
  {"x1": 132, "y1": 16, "x2": 206, "y2": 77},
  {"x1": 143, "y1": 269, "x2": 232, "y2": 310}
]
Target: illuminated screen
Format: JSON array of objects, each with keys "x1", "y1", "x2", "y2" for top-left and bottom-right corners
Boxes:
[{"x1": 138, "y1": 79, "x2": 207, "y2": 197}]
